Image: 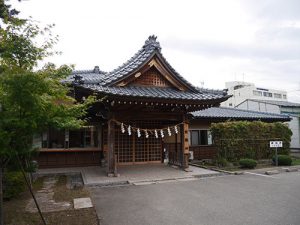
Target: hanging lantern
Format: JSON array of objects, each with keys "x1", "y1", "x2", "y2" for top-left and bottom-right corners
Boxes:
[
  {"x1": 154, "y1": 130, "x2": 158, "y2": 138},
  {"x1": 128, "y1": 125, "x2": 132, "y2": 136},
  {"x1": 121, "y1": 123, "x2": 125, "y2": 133},
  {"x1": 137, "y1": 128, "x2": 141, "y2": 138},
  {"x1": 160, "y1": 129, "x2": 164, "y2": 138},
  {"x1": 167, "y1": 127, "x2": 171, "y2": 136},
  {"x1": 145, "y1": 130, "x2": 149, "y2": 138},
  {"x1": 174, "y1": 125, "x2": 178, "y2": 134}
]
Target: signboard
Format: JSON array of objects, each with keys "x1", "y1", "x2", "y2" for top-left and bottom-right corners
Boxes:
[{"x1": 270, "y1": 141, "x2": 282, "y2": 148}]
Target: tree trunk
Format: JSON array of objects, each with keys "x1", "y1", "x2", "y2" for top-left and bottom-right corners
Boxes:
[{"x1": 0, "y1": 166, "x2": 4, "y2": 225}]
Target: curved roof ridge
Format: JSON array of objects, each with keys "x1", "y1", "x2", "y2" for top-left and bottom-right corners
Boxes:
[
  {"x1": 72, "y1": 68, "x2": 107, "y2": 75},
  {"x1": 101, "y1": 35, "x2": 161, "y2": 86},
  {"x1": 100, "y1": 35, "x2": 198, "y2": 92}
]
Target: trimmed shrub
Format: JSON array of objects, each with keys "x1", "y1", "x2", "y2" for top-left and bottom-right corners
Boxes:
[
  {"x1": 3, "y1": 171, "x2": 26, "y2": 200},
  {"x1": 239, "y1": 158, "x2": 257, "y2": 169},
  {"x1": 211, "y1": 121, "x2": 292, "y2": 161},
  {"x1": 272, "y1": 155, "x2": 292, "y2": 166}
]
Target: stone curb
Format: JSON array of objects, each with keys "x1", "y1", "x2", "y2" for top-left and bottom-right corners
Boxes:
[
  {"x1": 189, "y1": 163, "x2": 235, "y2": 175},
  {"x1": 129, "y1": 173, "x2": 226, "y2": 186},
  {"x1": 283, "y1": 168, "x2": 299, "y2": 172},
  {"x1": 86, "y1": 180, "x2": 130, "y2": 187},
  {"x1": 88, "y1": 172, "x2": 226, "y2": 187}
]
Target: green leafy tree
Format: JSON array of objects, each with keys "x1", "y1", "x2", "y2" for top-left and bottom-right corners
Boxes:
[
  {"x1": 0, "y1": 7, "x2": 94, "y2": 225},
  {"x1": 0, "y1": 0, "x2": 22, "y2": 25}
]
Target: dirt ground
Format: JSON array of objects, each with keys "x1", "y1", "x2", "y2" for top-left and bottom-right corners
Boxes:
[{"x1": 4, "y1": 175, "x2": 99, "y2": 225}]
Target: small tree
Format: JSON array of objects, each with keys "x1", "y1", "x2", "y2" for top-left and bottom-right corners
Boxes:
[{"x1": 0, "y1": 8, "x2": 94, "y2": 225}]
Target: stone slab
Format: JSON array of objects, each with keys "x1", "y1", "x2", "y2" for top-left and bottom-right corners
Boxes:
[
  {"x1": 265, "y1": 170, "x2": 280, "y2": 175},
  {"x1": 73, "y1": 197, "x2": 93, "y2": 209}
]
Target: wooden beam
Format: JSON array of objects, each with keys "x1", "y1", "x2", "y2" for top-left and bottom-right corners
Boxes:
[
  {"x1": 181, "y1": 116, "x2": 189, "y2": 169},
  {"x1": 107, "y1": 115, "x2": 117, "y2": 176}
]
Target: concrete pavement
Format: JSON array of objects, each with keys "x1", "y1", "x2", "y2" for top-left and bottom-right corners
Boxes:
[
  {"x1": 90, "y1": 172, "x2": 300, "y2": 225},
  {"x1": 36, "y1": 164, "x2": 219, "y2": 186}
]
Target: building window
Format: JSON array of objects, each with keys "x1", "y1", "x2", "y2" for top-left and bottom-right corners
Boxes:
[
  {"x1": 253, "y1": 90, "x2": 262, "y2": 96},
  {"x1": 283, "y1": 94, "x2": 287, "y2": 99},
  {"x1": 229, "y1": 103, "x2": 233, "y2": 107},
  {"x1": 69, "y1": 126, "x2": 98, "y2": 148},
  {"x1": 263, "y1": 92, "x2": 272, "y2": 97},
  {"x1": 274, "y1": 93, "x2": 282, "y2": 99},
  {"x1": 42, "y1": 126, "x2": 99, "y2": 149},
  {"x1": 48, "y1": 128, "x2": 66, "y2": 148},
  {"x1": 189, "y1": 130, "x2": 212, "y2": 146}
]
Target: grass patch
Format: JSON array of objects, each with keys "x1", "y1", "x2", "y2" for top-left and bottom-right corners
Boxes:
[{"x1": 53, "y1": 175, "x2": 89, "y2": 204}]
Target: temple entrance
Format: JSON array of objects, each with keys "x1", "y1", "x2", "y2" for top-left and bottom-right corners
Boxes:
[{"x1": 115, "y1": 129, "x2": 162, "y2": 164}]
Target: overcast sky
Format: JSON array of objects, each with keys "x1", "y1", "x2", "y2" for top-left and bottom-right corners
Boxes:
[{"x1": 15, "y1": 0, "x2": 300, "y2": 102}]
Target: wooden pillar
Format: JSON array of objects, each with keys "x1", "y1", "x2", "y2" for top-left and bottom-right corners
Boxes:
[
  {"x1": 90, "y1": 126, "x2": 94, "y2": 147},
  {"x1": 181, "y1": 117, "x2": 189, "y2": 169},
  {"x1": 107, "y1": 116, "x2": 117, "y2": 176}
]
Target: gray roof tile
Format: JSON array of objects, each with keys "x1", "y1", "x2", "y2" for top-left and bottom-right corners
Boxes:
[
  {"x1": 191, "y1": 107, "x2": 290, "y2": 121},
  {"x1": 82, "y1": 84, "x2": 227, "y2": 101}
]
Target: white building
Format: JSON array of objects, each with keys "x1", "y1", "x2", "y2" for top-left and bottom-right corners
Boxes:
[
  {"x1": 222, "y1": 81, "x2": 287, "y2": 108},
  {"x1": 236, "y1": 99, "x2": 300, "y2": 150}
]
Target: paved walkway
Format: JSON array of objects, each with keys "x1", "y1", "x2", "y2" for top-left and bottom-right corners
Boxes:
[
  {"x1": 36, "y1": 164, "x2": 219, "y2": 186},
  {"x1": 26, "y1": 176, "x2": 71, "y2": 213}
]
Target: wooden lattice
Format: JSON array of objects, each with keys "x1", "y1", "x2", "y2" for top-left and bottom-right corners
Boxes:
[
  {"x1": 115, "y1": 130, "x2": 133, "y2": 163},
  {"x1": 104, "y1": 120, "x2": 183, "y2": 164},
  {"x1": 130, "y1": 68, "x2": 171, "y2": 87},
  {"x1": 114, "y1": 128, "x2": 162, "y2": 164}
]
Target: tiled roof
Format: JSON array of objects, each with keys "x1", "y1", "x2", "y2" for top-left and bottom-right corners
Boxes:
[
  {"x1": 239, "y1": 99, "x2": 300, "y2": 107},
  {"x1": 66, "y1": 35, "x2": 230, "y2": 103},
  {"x1": 82, "y1": 84, "x2": 227, "y2": 101},
  {"x1": 191, "y1": 107, "x2": 291, "y2": 121},
  {"x1": 64, "y1": 67, "x2": 107, "y2": 84}
]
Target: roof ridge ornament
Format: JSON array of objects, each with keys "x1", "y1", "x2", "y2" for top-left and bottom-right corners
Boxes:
[{"x1": 143, "y1": 35, "x2": 161, "y2": 50}]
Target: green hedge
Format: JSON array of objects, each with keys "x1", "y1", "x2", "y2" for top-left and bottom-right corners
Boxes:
[
  {"x1": 211, "y1": 121, "x2": 292, "y2": 162},
  {"x1": 3, "y1": 171, "x2": 26, "y2": 200},
  {"x1": 272, "y1": 155, "x2": 292, "y2": 166},
  {"x1": 239, "y1": 158, "x2": 257, "y2": 169}
]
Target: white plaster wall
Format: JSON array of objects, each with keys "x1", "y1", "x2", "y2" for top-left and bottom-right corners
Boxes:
[{"x1": 287, "y1": 116, "x2": 300, "y2": 149}]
